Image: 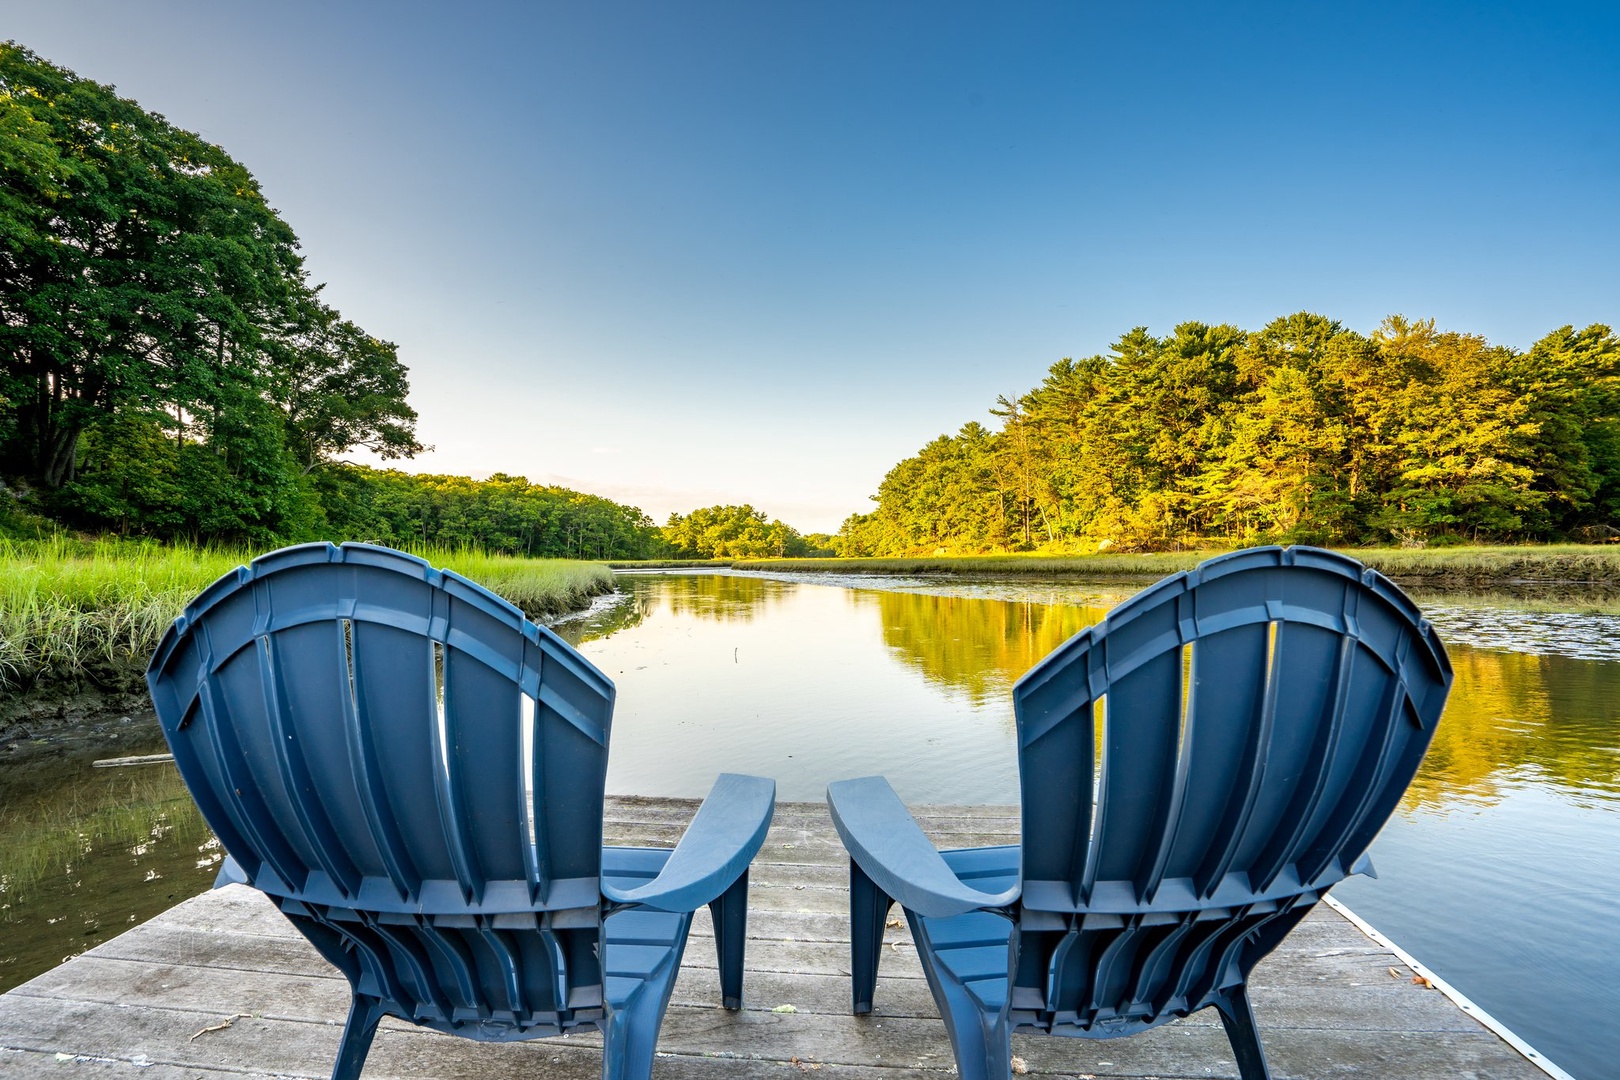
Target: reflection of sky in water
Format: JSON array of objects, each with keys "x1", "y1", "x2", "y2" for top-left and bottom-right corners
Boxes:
[
  {"x1": 1335, "y1": 778, "x2": 1617, "y2": 1080},
  {"x1": 574, "y1": 576, "x2": 1023, "y2": 805},
  {"x1": 577, "y1": 570, "x2": 1618, "y2": 1080}
]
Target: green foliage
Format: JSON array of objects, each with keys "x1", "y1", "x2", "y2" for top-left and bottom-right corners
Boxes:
[
  {"x1": 841, "y1": 315, "x2": 1620, "y2": 554},
  {"x1": 0, "y1": 534, "x2": 613, "y2": 691},
  {"x1": 313, "y1": 466, "x2": 663, "y2": 559},
  {"x1": 661, "y1": 504, "x2": 828, "y2": 559},
  {"x1": 0, "y1": 46, "x2": 677, "y2": 556},
  {"x1": 0, "y1": 43, "x2": 421, "y2": 542}
]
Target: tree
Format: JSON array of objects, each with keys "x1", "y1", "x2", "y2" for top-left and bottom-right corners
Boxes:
[
  {"x1": 274, "y1": 295, "x2": 424, "y2": 472},
  {"x1": 839, "y1": 313, "x2": 1620, "y2": 555},
  {"x1": 0, "y1": 43, "x2": 304, "y2": 489},
  {"x1": 1, "y1": 43, "x2": 423, "y2": 545},
  {"x1": 662, "y1": 504, "x2": 814, "y2": 559}
]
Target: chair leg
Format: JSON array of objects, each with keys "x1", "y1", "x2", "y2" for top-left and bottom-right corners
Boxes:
[
  {"x1": 330, "y1": 993, "x2": 385, "y2": 1080},
  {"x1": 933, "y1": 986, "x2": 1012, "y2": 1080},
  {"x1": 708, "y1": 869, "x2": 750, "y2": 1009},
  {"x1": 1213, "y1": 984, "x2": 1273, "y2": 1080},
  {"x1": 600, "y1": 983, "x2": 667, "y2": 1080},
  {"x1": 849, "y1": 859, "x2": 893, "y2": 1015}
]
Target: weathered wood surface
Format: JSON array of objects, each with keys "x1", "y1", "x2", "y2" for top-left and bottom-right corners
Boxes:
[{"x1": 0, "y1": 799, "x2": 1542, "y2": 1079}]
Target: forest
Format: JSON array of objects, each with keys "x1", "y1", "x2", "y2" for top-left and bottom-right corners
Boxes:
[
  {"x1": 838, "y1": 315, "x2": 1620, "y2": 554},
  {"x1": 0, "y1": 44, "x2": 676, "y2": 558}
]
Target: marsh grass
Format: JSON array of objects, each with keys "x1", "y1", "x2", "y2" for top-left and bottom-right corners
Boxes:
[
  {"x1": 425, "y1": 546, "x2": 614, "y2": 619},
  {"x1": 738, "y1": 551, "x2": 1225, "y2": 577},
  {"x1": 0, "y1": 537, "x2": 613, "y2": 691},
  {"x1": 738, "y1": 544, "x2": 1620, "y2": 585}
]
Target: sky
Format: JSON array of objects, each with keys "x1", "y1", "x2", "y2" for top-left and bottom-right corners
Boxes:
[{"x1": 5, "y1": 1, "x2": 1618, "y2": 532}]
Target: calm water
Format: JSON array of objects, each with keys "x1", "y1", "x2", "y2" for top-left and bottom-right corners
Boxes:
[
  {"x1": 561, "y1": 571, "x2": 1618, "y2": 1080},
  {"x1": 3, "y1": 569, "x2": 1616, "y2": 1078}
]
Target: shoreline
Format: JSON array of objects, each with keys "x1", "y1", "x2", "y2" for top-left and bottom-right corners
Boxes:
[
  {"x1": 0, "y1": 545, "x2": 617, "y2": 737},
  {"x1": 713, "y1": 544, "x2": 1620, "y2": 584},
  {"x1": 12, "y1": 546, "x2": 1620, "y2": 745},
  {"x1": 0, "y1": 573, "x2": 621, "y2": 744}
]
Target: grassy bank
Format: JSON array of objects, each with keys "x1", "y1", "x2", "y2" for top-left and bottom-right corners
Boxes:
[
  {"x1": 0, "y1": 538, "x2": 613, "y2": 695},
  {"x1": 731, "y1": 544, "x2": 1620, "y2": 584}
]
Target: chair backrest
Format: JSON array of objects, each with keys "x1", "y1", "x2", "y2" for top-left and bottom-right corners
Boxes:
[
  {"x1": 1009, "y1": 546, "x2": 1450, "y2": 1030},
  {"x1": 147, "y1": 543, "x2": 616, "y2": 917}
]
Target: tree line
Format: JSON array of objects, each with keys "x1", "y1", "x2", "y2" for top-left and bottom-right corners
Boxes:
[
  {"x1": 0, "y1": 44, "x2": 672, "y2": 558},
  {"x1": 0, "y1": 42, "x2": 426, "y2": 541},
  {"x1": 838, "y1": 314, "x2": 1620, "y2": 554}
]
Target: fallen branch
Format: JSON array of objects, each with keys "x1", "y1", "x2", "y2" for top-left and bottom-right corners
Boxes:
[
  {"x1": 92, "y1": 753, "x2": 174, "y2": 768},
  {"x1": 188, "y1": 1014, "x2": 250, "y2": 1041}
]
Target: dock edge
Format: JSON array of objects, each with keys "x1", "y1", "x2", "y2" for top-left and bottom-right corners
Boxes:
[{"x1": 1323, "y1": 895, "x2": 1575, "y2": 1080}]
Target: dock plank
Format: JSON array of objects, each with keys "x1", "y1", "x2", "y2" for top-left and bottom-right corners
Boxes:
[{"x1": 0, "y1": 800, "x2": 1545, "y2": 1079}]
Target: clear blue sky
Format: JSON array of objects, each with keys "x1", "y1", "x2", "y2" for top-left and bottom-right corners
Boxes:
[{"x1": 6, "y1": 1, "x2": 1618, "y2": 531}]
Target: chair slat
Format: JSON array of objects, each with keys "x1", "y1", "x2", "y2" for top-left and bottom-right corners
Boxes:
[
  {"x1": 340, "y1": 621, "x2": 422, "y2": 899},
  {"x1": 197, "y1": 668, "x2": 309, "y2": 891},
  {"x1": 257, "y1": 630, "x2": 362, "y2": 896},
  {"x1": 1193, "y1": 619, "x2": 1282, "y2": 899},
  {"x1": 429, "y1": 635, "x2": 485, "y2": 905}
]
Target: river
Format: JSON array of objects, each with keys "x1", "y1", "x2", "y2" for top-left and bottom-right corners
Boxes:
[{"x1": 3, "y1": 568, "x2": 1615, "y2": 1079}]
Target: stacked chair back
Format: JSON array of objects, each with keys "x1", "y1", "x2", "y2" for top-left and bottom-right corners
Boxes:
[
  {"x1": 147, "y1": 543, "x2": 774, "y2": 1080},
  {"x1": 1012, "y1": 546, "x2": 1450, "y2": 1039}
]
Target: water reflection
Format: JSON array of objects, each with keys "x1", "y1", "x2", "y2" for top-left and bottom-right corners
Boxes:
[
  {"x1": 582, "y1": 570, "x2": 1617, "y2": 1079},
  {"x1": 1414, "y1": 649, "x2": 1620, "y2": 806},
  {"x1": 573, "y1": 574, "x2": 1025, "y2": 804},
  {"x1": 0, "y1": 755, "x2": 216, "y2": 994},
  {"x1": 867, "y1": 590, "x2": 1107, "y2": 706},
  {"x1": 554, "y1": 572, "x2": 785, "y2": 649},
  {"x1": 848, "y1": 577, "x2": 1619, "y2": 810},
  {"x1": 581, "y1": 572, "x2": 1620, "y2": 812}
]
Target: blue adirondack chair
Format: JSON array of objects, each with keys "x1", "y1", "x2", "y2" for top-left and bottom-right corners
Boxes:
[
  {"x1": 828, "y1": 546, "x2": 1451, "y2": 1080},
  {"x1": 146, "y1": 543, "x2": 776, "y2": 1080}
]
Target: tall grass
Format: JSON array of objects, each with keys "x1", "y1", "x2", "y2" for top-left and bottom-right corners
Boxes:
[
  {"x1": 421, "y1": 546, "x2": 614, "y2": 618},
  {"x1": 0, "y1": 537, "x2": 612, "y2": 692},
  {"x1": 736, "y1": 544, "x2": 1620, "y2": 583}
]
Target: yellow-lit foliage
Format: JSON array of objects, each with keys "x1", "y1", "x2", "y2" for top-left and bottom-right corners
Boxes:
[
  {"x1": 860, "y1": 585, "x2": 1618, "y2": 806},
  {"x1": 868, "y1": 590, "x2": 1109, "y2": 705}
]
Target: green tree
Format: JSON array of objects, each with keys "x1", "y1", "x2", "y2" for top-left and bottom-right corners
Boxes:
[
  {"x1": 0, "y1": 43, "x2": 303, "y2": 489},
  {"x1": 0, "y1": 43, "x2": 422, "y2": 545},
  {"x1": 275, "y1": 296, "x2": 424, "y2": 472},
  {"x1": 840, "y1": 313, "x2": 1620, "y2": 555},
  {"x1": 662, "y1": 504, "x2": 813, "y2": 558}
]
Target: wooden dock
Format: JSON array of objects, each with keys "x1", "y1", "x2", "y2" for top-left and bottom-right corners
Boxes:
[{"x1": 0, "y1": 799, "x2": 1547, "y2": 1079}]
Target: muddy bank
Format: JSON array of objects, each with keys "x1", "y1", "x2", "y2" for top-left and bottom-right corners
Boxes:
[{"x1": 0, "y1": 695, "x2": 161, "y2": 778}]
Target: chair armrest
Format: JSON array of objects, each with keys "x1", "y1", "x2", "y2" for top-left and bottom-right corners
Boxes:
[
  {"x1": 601, "y1": 773, "x2": 776, "y2": 912},
  {"x1": 827, "y1": 776, "x2": 1020, "y2": 919}
]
